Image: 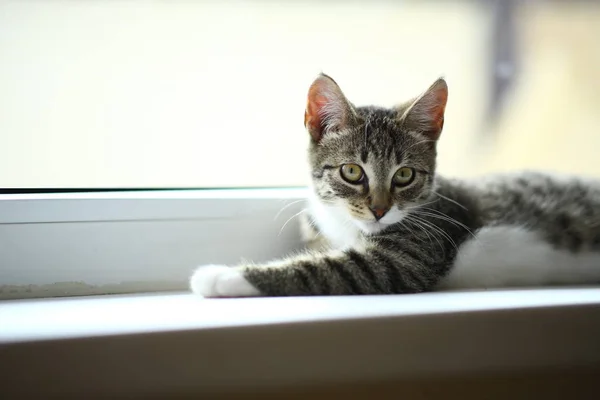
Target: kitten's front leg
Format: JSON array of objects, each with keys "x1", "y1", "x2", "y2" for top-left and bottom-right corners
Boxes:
[{"x1": 190, "y1": 243, "x2": 437, "y2": 297}]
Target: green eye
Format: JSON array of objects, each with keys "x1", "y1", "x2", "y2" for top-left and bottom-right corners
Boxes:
[
  {"x1": 393, "y1": 167, "x2": 414, "y2": 186},
  {"x1": 340, "y1": 163, "x2": 364, "y2": 183}
]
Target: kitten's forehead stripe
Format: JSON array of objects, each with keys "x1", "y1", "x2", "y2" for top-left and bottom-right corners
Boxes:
[
  {"x1": 361, "y1": 122, "x2": 369, "y2": 163},
  {"x1": 355, "y1": 108, "x2": 398, "y2": 167}
]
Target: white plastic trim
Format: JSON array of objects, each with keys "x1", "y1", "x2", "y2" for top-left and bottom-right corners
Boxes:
[
  {"x1": 0, "y1": 189, "x2": 308, "y2": 299},
  {"x1": 0, "y1": 188, "x2": 309, "y2": 223}
]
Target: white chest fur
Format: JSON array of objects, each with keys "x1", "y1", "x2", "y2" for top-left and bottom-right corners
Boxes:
[
  {"x1": 438, "y1": 226, "x2": 600, "y2": 289},
  {"x1": 308, "y1": 193, "x2": 362, "y2": 250}
]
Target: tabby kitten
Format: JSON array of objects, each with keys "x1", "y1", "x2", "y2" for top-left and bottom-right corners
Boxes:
[{"x1": 190, "y1": 74, "x2": 600, "y2": 297}]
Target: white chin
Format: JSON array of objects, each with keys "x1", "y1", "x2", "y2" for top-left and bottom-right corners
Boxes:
[
  {"x1": 354, "y1": 208, "x2": 405, "y2": 234},
  {"x1": 355, "y1": 220, "x2": 392, "y2": 234}
]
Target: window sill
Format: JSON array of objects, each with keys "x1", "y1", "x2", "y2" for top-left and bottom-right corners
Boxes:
[{"x1": 2, "y1": 287, "x2": 600, "y2": 398}]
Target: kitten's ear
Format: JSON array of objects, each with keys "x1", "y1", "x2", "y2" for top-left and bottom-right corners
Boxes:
[
  {"x1": 400, "y1": 78, "x2": 448, "y2": 140},
  {"x1": 304, "y1": 74, "x2": 355, "y2": 142}
]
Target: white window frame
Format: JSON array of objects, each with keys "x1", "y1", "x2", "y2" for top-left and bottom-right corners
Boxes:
[
  {"x1": 0, "y1": 188, "x2": 308, "y2": 299},
  {"x1": 3, "y1": 189, "x2": 600, "y2": 398}
]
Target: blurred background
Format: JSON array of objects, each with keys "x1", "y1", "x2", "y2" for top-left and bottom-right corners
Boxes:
[{"x1": 0, "y1": 0, "x2": 599, "y2": 189}]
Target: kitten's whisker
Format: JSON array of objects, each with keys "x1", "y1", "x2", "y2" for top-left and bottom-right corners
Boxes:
[
  {"x1": 404, "y1": 216, "x2": 445, "y2": 255},
  {"x1": 397, "y1": 219, "x2": 424, "y2": 245},
  {"x1": 432, "y1": 191, "x2": 469, "y2": 211},
  {"x1": 415, "y1": 213, "x2": 475, "y2": 243},
  {"x1": 413, "y1": 209, "x2": 477, "y2": 239},
  {"x1": 306, "y1": 217, "x2": 323, "y2": 241},
  {"x1": 274, "y1": 199, "x2": 307, "y2": 221},
  {"x1": 319, "y1": 199, "x2": 337, "y2": 205},
  {"x1": 402, "y1": 218, "x2": 442, "y2": 254},
  {"x1": 312, "y1": 196, "x2": 337, "y2": 207},
  {"x1": 416, "y1": 207, "x2": 475, "y2": 232},
  {"x1": 404, "y1": 198, "x2": 440, "y2": 211},
  {"x1": 407, "y1": 214, "x2": 459, "y2": 251},
  {"x1": 278, "y1": 209, "x2": 308, "y2": 237}
]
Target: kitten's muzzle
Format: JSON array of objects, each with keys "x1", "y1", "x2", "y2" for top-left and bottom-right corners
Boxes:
[
  {"x1": 367, "y1": 190, "x2": 392, "y2": 221},
  {"x1": 369, "y1": 205, "x2": 390, "y2": 221}
]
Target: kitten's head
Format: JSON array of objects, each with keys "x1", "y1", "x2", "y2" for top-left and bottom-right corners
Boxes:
[{"x1": 305, "y1": 74, "x2": 447, "y2": 234}]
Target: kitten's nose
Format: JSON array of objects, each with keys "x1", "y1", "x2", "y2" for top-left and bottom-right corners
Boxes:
[{"x1": 369, "y1": 206, "x2": 390, "y2": 221}]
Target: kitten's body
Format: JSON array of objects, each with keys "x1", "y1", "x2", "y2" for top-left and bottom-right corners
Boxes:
[
  {"x1": 303, "y1": 172, "x2": 600, "y2": 291},
  {"x1": 190, "y1": 75, "x2": 600, "y2": 297}
]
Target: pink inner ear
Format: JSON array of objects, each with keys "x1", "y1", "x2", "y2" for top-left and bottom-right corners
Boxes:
[
  {"x1": 304, "y1": 74, "x2": 349, "y2": 142},
  {"x1": 430, "y1": 107, "x2": 446, "y2": 139},
  {"x1": 431, "y1": 101, "x2": 446, "y2": 135},
  {"x1": 432, "y1": 82, "x2": 448, "y2": 127},
  {"x1": 305, "y1": 87, "x2": 329, "y2": 141},
  {"x1": 410, "y1": 79, "x2": 448, "y2": 140}
]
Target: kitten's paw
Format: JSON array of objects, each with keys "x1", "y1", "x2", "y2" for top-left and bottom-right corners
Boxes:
[{"x1": 190, "y1": 265, "x2": 261, "y2": 298}]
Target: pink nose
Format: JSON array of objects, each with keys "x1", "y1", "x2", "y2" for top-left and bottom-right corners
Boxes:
[{"x1": 369, "y1": 206, "x2": 389, "y2": 221}]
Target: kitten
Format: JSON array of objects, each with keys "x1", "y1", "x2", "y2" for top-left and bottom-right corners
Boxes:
[{"x1": 190, "y1": 74, "x2": 600, "y2": 297}]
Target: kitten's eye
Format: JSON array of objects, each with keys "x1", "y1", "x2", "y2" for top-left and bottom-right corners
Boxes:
[
  {"x1": 393, "y1": 167, "x2": 415, "y2": 186},
  {"x1": 340, "y1": 164, "x2": 364, "y2": 183}
]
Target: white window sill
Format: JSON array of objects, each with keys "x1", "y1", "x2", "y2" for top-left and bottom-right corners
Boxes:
[
  {"x1": 3, "y1": 287, "x2": 600, "y2": 343},
  {"x1": 2, "y1": 288, "x2": 600, "y2": 398}
]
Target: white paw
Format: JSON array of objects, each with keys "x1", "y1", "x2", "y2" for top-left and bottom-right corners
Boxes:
[{"x1": 190, "y1": 265, "x2": 261, "y2": 298}]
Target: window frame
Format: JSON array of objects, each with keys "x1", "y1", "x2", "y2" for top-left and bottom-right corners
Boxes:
[{"x1": 0, "y1": 188, "x2": 308, "y2": 299}]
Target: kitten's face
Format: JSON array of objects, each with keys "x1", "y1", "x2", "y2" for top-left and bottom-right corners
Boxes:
[{"x1": 304, "y1": 75, "x2": 447, "y2": 234}]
